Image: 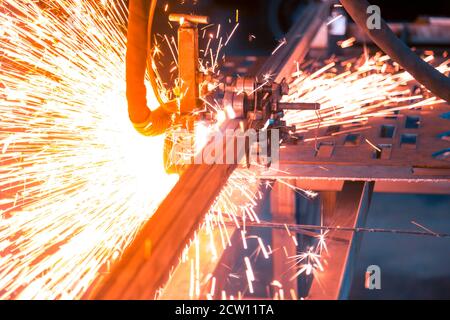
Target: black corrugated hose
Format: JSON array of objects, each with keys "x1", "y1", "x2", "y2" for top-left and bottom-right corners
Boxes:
[{"x1": 340, "y1": 0, "x2": 450, "y2": 103}]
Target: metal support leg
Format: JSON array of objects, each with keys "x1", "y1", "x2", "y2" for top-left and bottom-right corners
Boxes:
[
  {"x1": 307, "y1": 181, "x2": 374, "y2": 299},
  {"x1": 270, "y1": 180, "x2": 298, "y2": 296}
]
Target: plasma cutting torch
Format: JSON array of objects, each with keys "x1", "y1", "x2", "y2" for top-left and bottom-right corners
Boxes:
[
  {"x1": 127, "y1": 0, "x2": 317, "y2": 173},
  {"x1": 126, "y1": 0, "x2": 450, "y2": 174}
]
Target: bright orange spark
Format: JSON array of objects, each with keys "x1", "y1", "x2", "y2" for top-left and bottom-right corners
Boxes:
[{"x1": 0, "y1": 0, "x2": 178, "y2": 299}]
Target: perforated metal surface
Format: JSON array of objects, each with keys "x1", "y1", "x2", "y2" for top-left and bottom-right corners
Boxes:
[{"x1": 257, "y1": 102, "x2": 450, "y2": 181}]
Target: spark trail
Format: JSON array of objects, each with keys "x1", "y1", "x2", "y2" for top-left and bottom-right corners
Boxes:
[
  {"x1": 1, "y1": 0, "x2": 449, "y2": 301},
  {"x1": 283, "y1": 52, "x2": 450, "y2": 132},
  {"x1": 0, "y1": 0, "x2": 178, "y2": 299}
]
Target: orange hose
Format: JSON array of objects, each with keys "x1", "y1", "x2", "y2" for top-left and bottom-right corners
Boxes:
[{"x1": 127, "y1": 0, "x2": 174, "y2": 135}]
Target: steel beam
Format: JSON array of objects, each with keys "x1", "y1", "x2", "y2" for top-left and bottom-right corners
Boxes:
[{"x1": 307, "y1": 181, "x2": 374, "y2": 300}]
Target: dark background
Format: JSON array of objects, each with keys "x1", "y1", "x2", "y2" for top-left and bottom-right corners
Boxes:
[
  {"x1": 349, "y1": 193, "x2": 450, "y2": 299},
  {"x1": 142, "y1": 0, "x2": 450, "y2": 55}
]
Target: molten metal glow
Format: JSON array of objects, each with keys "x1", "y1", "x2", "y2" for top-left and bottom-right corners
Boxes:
[
  {"x1": 0, "y1": 0, "x2": 178, "y2": 299},
  {"x1": 283, "y1": 53, "x2": 450, "y2": 133}
]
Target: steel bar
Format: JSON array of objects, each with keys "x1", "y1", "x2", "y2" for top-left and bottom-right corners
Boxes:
[
  {"x1": 91, "y1": 121, "x2": 241, "y2": 299},
  {"x1": 222, "y1": 220, "x2": 450, "y2": 238},
  {"x1": 254, "y1": 164, "x2": 450, "y2": 181}
]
